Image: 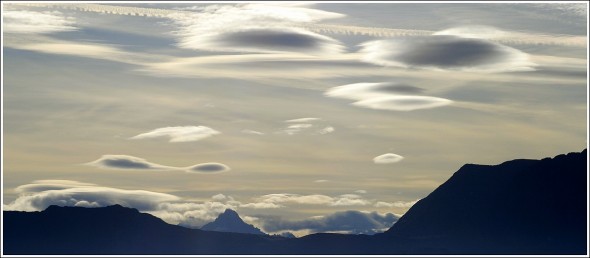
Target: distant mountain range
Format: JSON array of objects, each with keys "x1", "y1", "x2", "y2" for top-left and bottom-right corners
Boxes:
[
  {"x1": 200, "y1": 209, "x2": 266, "y2": 235},
  {"x1": 3, "y1": 149, "x2": 587, "y2": 255}
]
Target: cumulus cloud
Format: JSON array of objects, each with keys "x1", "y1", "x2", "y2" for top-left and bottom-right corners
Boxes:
[
  {"x1": 325, "y1": 82, "x2": 452, "y2": 111},
  {"x1": 85, "y1": 155, "x2": 175, "y2": 170},
  {"x1": 186, "y1": 163, "x2": 230, "y2": 173},
  {"x1": 360, "y1": 35, "x2": 535, "y2": 72},
  {"x1": 85, "y1": 155, "x2": 230, "y2": 174},
  {"x1": 373, "y1": 153, "x2": 404, "y2": 164},
  {"x1": 129, "y1": 126, "x2": 220, "y2": 142},
  {"x1": 172, "y1": 3, "x2": 344, "y2": 54},
  {"x1": 4, "y1": 180, "x2": 179, "y2": 212},
  {"x1": 260, "y1": 210, "x2": 399, "y2": 235},
  {"x1": 2, "y1": 9, "x2": 76, "y2": 34}
]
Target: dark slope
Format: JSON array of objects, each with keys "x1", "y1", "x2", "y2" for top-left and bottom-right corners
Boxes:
[
  {"x1": 379, "y1": 149, "x2": 588, "y2": 254},
  {"x1": 2, "y1": 204, "x2": 289, "y2": 255},
  {"x1": 201, "y1": 209, "x2": 266, "y2": 235}
]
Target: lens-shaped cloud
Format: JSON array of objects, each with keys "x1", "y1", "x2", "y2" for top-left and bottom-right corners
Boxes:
[
  {"x1": 326, "y1": 82, "x2": 424, "y2": 101},
  {"x1": 360, "y1": 35, "x2": 535, "y2": 72},
  {"x1": 129, "y1": 126, "x2": 220, "y2": 143},
  {"x1": 325, "y1": 82, "x2": 452, "y2": 111},
  {"x1": 373, "y1": 153, "x2": 404, "y2": 164},
  {"x1": 86, "y1": 155, "x2": 230, "y2": 174},
  {"x1": 86, "y1": 155, "x2": 174, "y2": 170},
  {"x1": 285, "y1": 117, "x2": 321, "y2": 123},
  {"x1": 354, "y1": 96, "x2": 453, "y2": 111},
  {"x1": 179, "y1": 27, "x2": 344, "y2": 55},
  {"x1": 186, "y1": 163, "x2": 230, "y2": 173}
]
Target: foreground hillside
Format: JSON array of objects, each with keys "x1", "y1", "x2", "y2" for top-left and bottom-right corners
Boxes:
[{"x1": 4, "y1": 149, "x2": 587, "y2": 254}]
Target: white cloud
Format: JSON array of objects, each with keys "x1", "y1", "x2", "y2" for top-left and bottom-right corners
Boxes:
[
  {"x1": 285, "y1": 117, "x2": 321, "y2": 123},
  {"x1": 4, "y1": 180, "x2": 179, "y2": 212},
  {"x1": 373, "y1": 153, "x2": 404, "y2": 164},
  {"x1": 325, "y1": 82, "x2": 452, "y2": 111},
  {"x1": 129, "y1": 126, "x2": 220, "y2": 142},
  {"x1": 374, "y1": 200, "x2": 419, "y2": 208},
  {"x1": 249, "y1": 193, "x2": 371, "y2": 207},
  {"x1": 360, "y1": 36, "x2": 536, "y2": 72},
  {"x1": 314, "y1": 179, "x2": 328, "y2": 183},
  {"x1": 2, "y1": 9, "x2": 76, "y2": 34},
  {"x1": 317, "y1": 126, "x2": 335, "y2": 135},
  {"x1": 355, "y1": 190, "x2": 367, "y2": 194},
  {"x1": 353, "y1": 96, "x2": 453, "y2": 111},
  {"x1": 241, "y1": 129, "x2": 265, "y2": 135}
]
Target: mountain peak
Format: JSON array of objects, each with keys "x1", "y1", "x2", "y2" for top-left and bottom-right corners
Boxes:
[{"x1": 201, "y1": 209, "x2": 266, "y2": 235}]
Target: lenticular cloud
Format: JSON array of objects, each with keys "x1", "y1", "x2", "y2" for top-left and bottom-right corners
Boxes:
[{"x1": 325, "y1": 82, "x2": 452, "y2": 111}]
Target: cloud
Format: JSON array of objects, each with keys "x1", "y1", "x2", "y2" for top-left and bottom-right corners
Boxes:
[
  {"x1": 129, "y1": 126, "x2": 220, "y2": 142},
  {"x1": 285, "y1": 117, "x2": 321, "y2": 123},
  {"x1": 2, "y1": 9, "x2": 76, "y2": 34},
  {"x1": 317, "y1": 126, "x2": 335, "y2": 135},
  {"x1": 250, "y1": 193, "x2": 370, "y2": 207},
  {"x1": 314, "y1": 180, "x2": 328, "y2": 183},
  {"x1": 355, "y1": 190, "x2": 367, "y2": 194},
  {"x1": 4, "y1": 180, "x2": 179, "y2": 212},
  {"x1": 85, "y1": 155, "x2": 175, "y2": 170},
  {"x1": 186, "y1": 163, "x2": 230, "y2": 173},
  {"x1": 373, "y1": 153, "x2": 404, "y2": 164},
  {"x1": 241, "y1": 129, "x2": 265, "y2": 135},
  {"x1": 172, "y1": 4, "x2": 345, "y2": 54},
  {"x1": 325, "y1": 82, "x2": 452, "y2": 111},
  {"x1": 374, "y1": 200, "x2": 419, "y2": 208},
  {"x1": 260, "y1": 210, "x2": 399, "y2": 235},
  {"x1": 85, "y1": 155, "x2": 230, "y2": 174},
  {"x1": 360, "y1": 35, "x2": 535, "y2": 72},
  {"x1": 353, "y1": 96, "x2": 453, "y2": 111}
]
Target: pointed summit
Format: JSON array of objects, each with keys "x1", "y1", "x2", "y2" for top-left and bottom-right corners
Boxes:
[{"x1": 200, "y1": 209, "x2": 266, "y2": 235}]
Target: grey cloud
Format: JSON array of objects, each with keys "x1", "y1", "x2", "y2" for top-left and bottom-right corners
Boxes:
[
  {"x1": 360, "y1": 35, "x2": 535, "y2": 72},
  {"x1": 179, "y1": 27, "x2": 344, "y2": 55},
  {"x1": 85, "y1": 155, "x2": 173, "y2": 170},
  {"x1": 186, "y1": 163, "x2": 230, "y2": 173},
  {"x1": 260, "y1": 210, "x2": 399, "y2": 235}
]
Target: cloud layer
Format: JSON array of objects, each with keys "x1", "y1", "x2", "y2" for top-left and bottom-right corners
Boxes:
[
  {"x1": 130, "y1": 126, "x2": 220, "y2": 142},
  {"x1": 360, "y1": 35, "x2": 535, "y2": 72},
  {"x1": 260, "y1": 210, "x2": 399, "y2": 235},
  {"x1": 326, "y1": 82, "x2": 452, "y2": 111},
  {"x1": 186, "y1": 163, "x2": 231, "y2": 173}
]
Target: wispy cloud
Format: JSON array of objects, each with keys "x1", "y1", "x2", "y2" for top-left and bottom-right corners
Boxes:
[
  {"x1": 249, "y1": 193, "x2": 371, "y2": 207},
  {"x1": 374, "y1": 200, "x2": 419, "y2": 208},
  {"x1": 129, "y1": 126, "x2": 220, "y2": 142},
  {"x1": 285, "y1": 117, "x2": 322, "y2": 123},
  {"x1": 2, "y1": 9, "x2": 76, "y2": 34},
  {"x1": 360, "y1": 35, "x2": 536, "y2": 72},
  {"x1": 241, "y1": 129, "x2": 265, "y2": 135},
  {"x1": 373, "y1": 153, "x2": 404, "y2": 164}
]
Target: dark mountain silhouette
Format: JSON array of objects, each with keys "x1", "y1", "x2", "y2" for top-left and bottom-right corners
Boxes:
[
  {"x1": 378, "y1": 149, "x2": 588, "y2": 254},
  {"x1": 3, "y1": 149, "x2": 587, "y2": 255},
  {"x1": 200, "y1": 209, "x2": 266, "y2": 235}
]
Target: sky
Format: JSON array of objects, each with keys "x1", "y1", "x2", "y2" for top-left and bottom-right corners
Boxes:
[{"x1": 1, "y1": 1, "x2": 588, "y2": 237}]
